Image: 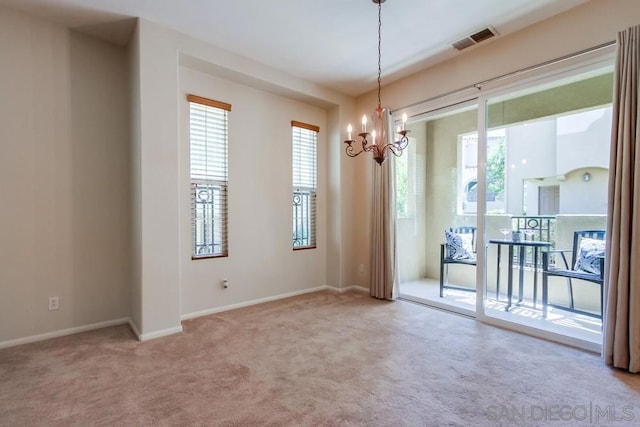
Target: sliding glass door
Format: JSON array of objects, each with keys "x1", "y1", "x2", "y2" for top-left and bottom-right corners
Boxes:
[
  {"x1": 397, "y1": 50, "x2": 614, "y2": 350},
  {"x1": 398, "y1": 102, "x2": 479, "y2": 316},
  {"x1": 481, "y1": 65, "x2": 613, "y2": 346}
]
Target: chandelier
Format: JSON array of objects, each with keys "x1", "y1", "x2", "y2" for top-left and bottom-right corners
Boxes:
[{"x1": 344, "y1": 0, "x2": 409, "y2": 165}]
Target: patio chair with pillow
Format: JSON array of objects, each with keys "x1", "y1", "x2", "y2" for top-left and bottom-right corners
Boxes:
[
  {"x1": 440, "y1": 226, "x2": 477, "y2": 297},
  {"x1": 541, "y1": 230, "x2": 606, "y2": 319}
]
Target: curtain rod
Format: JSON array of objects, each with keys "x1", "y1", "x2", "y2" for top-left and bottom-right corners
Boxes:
[{"x1": 393, "y1": 40, "x2": 616, "y2": 114}]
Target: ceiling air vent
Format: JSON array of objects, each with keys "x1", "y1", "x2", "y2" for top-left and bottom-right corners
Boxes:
[{"x1": 452, "y1": 26, "x2": 498, "y2": 51}]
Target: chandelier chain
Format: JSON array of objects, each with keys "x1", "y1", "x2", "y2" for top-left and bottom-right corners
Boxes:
[{"x1": 377, "y1": 0, "x2": 382, "y2": 109}]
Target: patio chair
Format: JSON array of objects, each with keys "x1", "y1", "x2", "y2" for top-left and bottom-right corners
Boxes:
[
  {"x1": 541, "y1": 230, "x2": 606, "y2": 319},
  {"x1": 440, "y1": 226, "x2": 477, "y2": 297}
]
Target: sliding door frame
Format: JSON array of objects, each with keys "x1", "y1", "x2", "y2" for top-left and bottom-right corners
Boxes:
[
  {"x1": 397, "y1": 98, "x2": 480, "y2": 318},
  {"x1": 474, "y1": 50, "x2": 615, "y2": 353},
  {"x1": 396, "y1": 44, "x2": 615, "y2": 353}
]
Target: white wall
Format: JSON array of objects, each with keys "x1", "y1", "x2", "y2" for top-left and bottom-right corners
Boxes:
[
  {"x1": 557, "y1": 106, "x2": 612, "y2": 175},
  {"x1": 178, "y1": 67, "x2": 327, "y2": 316},
  {"x1": 0, "y1": 6, "x2": 130, "y2": 343},
  {"x1": 508, "y1": 106, "x2": 612, "y2": 215},
  {"x1": 506, "y1": 120, "x2": 557, "y2": 214}
]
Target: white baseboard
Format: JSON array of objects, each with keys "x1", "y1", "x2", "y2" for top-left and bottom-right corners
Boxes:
[
  {"x1": 181, "y1": 286, "x2": 328, "y2": 321},
  {"x1": 326, "y1": 285, "x2": 369, "y2": 294},
  {"x1": 127, "y1": 318, "x2": 142, "y2": 340},
  {"x1": 344, "y1": 285, "x2": 369, "y2": 293},
  {"x1": 0, "y1": 317, "x2": 130, "y2": 350},
  {"x1": 0, "y1": 285, "x2": 368, "y2": 349},
  {"x1": 137, "y1": 325, "x2": 183, "y2": 342}
]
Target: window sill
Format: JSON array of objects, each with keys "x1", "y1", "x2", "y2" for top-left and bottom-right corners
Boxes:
[{"x1": 192, "y1": 253, "x2": 228, "y2": 260}]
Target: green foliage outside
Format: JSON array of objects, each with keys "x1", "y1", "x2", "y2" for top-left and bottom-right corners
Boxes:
[
  {"x1": 396, "y1": 154, "x2": 408, "y2": 217},
  {"x1": 486, "y1": 141, "x2": 505, "y2": 198}
]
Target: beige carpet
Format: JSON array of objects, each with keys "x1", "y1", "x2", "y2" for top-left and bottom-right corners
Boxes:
[{"x1": 1, "y1": 291, "x2": 638, "y2": 426}]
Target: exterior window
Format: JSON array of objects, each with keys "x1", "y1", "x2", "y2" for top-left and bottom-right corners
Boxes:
[
  {"x1": 292, "y1": 121, "x2": 319, "y2": 249},
  {"x1": 395, "y1": 151, "x2": 409, "y2": 218},
  {"x1": 188, "y1": 94, "x2": 231, "y2": 259},
  {"x1": 395, "y1": 137, "x2": 417, "y2": 219},
  {"x1": 458, "y1": 129, "x2": 506, "y2": 214}
]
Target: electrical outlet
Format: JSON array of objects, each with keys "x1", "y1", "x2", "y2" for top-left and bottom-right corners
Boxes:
[
  {"x1": 359, "y1": 264, "x2": 365, "y2": 274},
  {"x1": 222, "y1": 279, "x2": 228, "y2": 289},
  {"x1": 48, "y1": 296, "x2": 59, "y2": 311}
]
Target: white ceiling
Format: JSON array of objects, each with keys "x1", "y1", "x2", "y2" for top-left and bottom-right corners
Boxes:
[{"x1": 0, "y1": 0, "x2": 589, "y2": 96}]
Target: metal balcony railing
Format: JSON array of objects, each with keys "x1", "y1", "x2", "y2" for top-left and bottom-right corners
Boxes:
[{"x1": 510, "y1": 216, "x2": 557, "y2": 268}]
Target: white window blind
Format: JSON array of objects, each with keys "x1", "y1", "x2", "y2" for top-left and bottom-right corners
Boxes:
[
  {"x1": 292, "y1": 121, "x2": 318, "y2": 249},
  {"x1": 188, "y1": 94, "x2": 230, "y2": 258}
]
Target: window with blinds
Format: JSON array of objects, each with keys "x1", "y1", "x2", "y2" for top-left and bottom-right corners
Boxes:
[
  {"x1": 292, "y1": 121, "x2": 318, "y2": 250},
  {"x1": 188, "y1": 94, "x2": 230, "y2": 259}
]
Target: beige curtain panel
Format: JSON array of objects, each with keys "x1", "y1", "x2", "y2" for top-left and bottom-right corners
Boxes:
[
  {"x1": 370, "y1": 158, "x2": 399, "y2": 300},
  {"x1": 604, "y1": 24, "x2": 640, "y2": 373}
]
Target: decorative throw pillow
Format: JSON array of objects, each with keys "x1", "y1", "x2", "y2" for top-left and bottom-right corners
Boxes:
[
  {"x1": 574, "y1": 238, "x2": 605, "y2": 274},
  {"x1": 445, "y1": 229, "x2": 474, "y2": 260}
]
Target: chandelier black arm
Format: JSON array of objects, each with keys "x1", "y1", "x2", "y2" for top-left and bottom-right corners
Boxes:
[
  {"x1": 345, "y1": 142, "x2": 364, "y2": 158},
  {"x1": 381, "y1": 143, "x2": 403, "y2": 158},
  {"x1": 391, "y1": 132, "x2": 410, "y2": 152},
  {"x1": 344, "y1": 132, "x2": 375, "y2": 157},
  {"x1": 344, "y1": 130, "x2": 408, "y2": 159},
  {"x1": 379, "y1": 130, "x2": 410, "y2": 157}
]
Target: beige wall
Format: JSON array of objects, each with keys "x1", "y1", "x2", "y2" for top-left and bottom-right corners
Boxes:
[
  {"x1": 356, "y1": 0, "x2": 640, "y2": 288},
  {"x1": 4, "y1": 0, "x2": 636, "y2": 344},
  {"x1": 358, "y1": 0, "x2": 640, "y2": 113},
  {"x1": 0, "y1": 7, "x2": 359, "y2": 344},
  {"x1": 422, "y1": 109, "x2": 477, "y2": 280},
  {"x1": 134, "y1": 19, "x2": 182, "y2": 339},
  {"x1": 397, "y1": 125, "x2": 427, "y2": 283},
  {"x1": 128, "y1": 22, "x2": 142, "y2": 331},
  {"x1": 132, "y1": 19, "x2": 357, "y2": 338},
  {"x1": 487, "y1": 74, "x2": 613, "y2": 128},
  {"x1": 0, "y1": 7, "x2": 131, "y2": 343},
  {"x1": 560, "y1": 168, "x2": 609, "y2": 214},
  {"x1": 178, "y1": 67, "x2": 328, "y2": 316}
]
